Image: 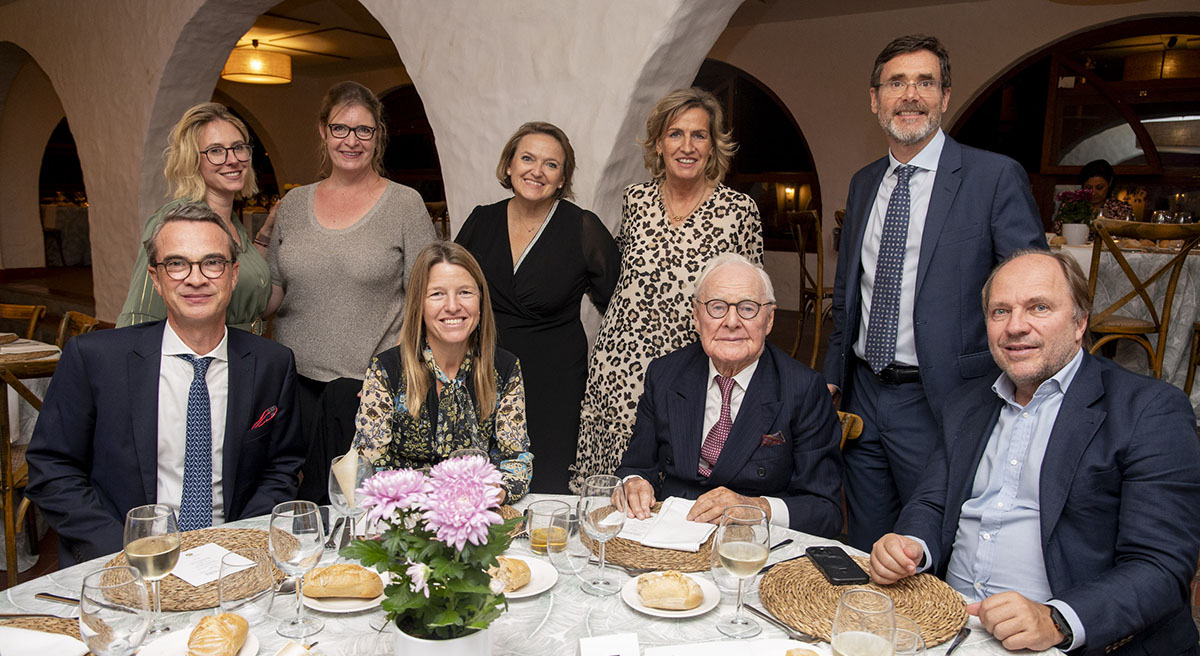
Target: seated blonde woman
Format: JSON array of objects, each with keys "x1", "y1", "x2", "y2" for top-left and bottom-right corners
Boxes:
[{"x1": 352, "y1": 241, "x2": 533, "y2": 502}]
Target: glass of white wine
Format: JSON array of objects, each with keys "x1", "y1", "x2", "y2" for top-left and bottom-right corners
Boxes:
[
  {"x1": 122, "y1": 503, "x2": 180, "y2": 635},
  {"x1": 579, "y1": 474, "x2": 625, "y2": 596},
  {"x1": 831, "y1": 588, "x2": 895, "y2": 656},
  {"x1": 79, "y1": 566, "x2": 150, "y2": 656},
  {"x1": 714, "y1": 505, "x2": 769, "y2": 638},
  {"x1": 270, "y1": 500, "x2": 326, "y2": 639}
]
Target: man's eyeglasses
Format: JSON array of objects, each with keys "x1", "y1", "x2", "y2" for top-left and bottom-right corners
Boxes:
[
  {"x1": 328, "y1": 123, "x2": 377, "y2": 140},
  {"x1": 875, "y1": 79, "x2": 943, "y2": 98},
  {"x1": 697, "y1": 298, "x2": 774, "y2": 320},
  {"x1": 152, "y1": 256, "x2": 233, "y2": 280},
  {"x1": 199, "y1": 144, "x2": 252, "y2": 165}
]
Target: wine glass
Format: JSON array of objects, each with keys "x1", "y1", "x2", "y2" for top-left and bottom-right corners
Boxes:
[
  {"x1": 831, "y1": 588, "x2": 895, "y2": 656},
  {"x1": 546, "y1": 505, "x2": 590, "y2": 577},
  {"x1": 79, "y1": 566, "x2": 150, "y2": 656},
  {"x1": 329, "y1": 452, "x2": 373, "y2": 541},
  {"x1": 579, "y1": 474, "x2": 625, "y2": 596},
  {"x1": 714, "y1": 505, "x2": 770, "y2": 638},
  {"x1": 218, "y1": 547, "x2": 275, "y2": 625},
  {"x1": 122, "y1": 504, "x2": 180, "y2": 635},
  {"x1": 894, "y1": 614, "x2": 926, "y2": 655},
  {"x1": 270, "y1": 500, "x2": 326, "y2": 639}
]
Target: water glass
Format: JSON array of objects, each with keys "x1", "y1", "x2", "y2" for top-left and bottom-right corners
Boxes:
[
  {"x1": 831, "y1": 588, "x2": 895, "y2": 656},
  {"x1": 270, "y1": 500, "x2": 325, "y2": 639},
  {"x1": 546, "y1": 506, "x2": 590, "y2": 577},
  {"x1": 526, "y1": 499, "x2": 571, "y2": 556},
  {"x1": 329, "y1": 452, "x2": 373, "y2": 540},
  {"x1": 713, "y1": 505, "x2": 769, "y2": 639},
  {"x1": 79, "y1": 566, "x2": 149, "y2": 656},
  {"x1": 218, "y1": 548, "x2": 275, "y2": 625},
  {"x1": 122, "y1": 503, "x2": 180, "y2": 635},
  {"x1": 579, "y1": 474, "x2": 625, "y2": 596}
]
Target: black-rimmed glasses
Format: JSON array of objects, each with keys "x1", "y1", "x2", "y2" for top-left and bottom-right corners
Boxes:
[
  {"x1": 199, "y1": 144, "x2": 252, "y2": 165},
  {"x1": 328, "y1": 123, "x2": 377, "y2": 140},
  {"x1": 697, "y1": 298, "x2": 774, "y2": 320},
  {"x1": 152, "y1": 256, "x2": 233, "y2": 280}
]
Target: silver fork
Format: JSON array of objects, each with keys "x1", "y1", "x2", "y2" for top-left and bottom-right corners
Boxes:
[
  {"x1": 745, "y1": 603, "x2": 819, "y2": 642},
  {"x1": 324, "y1": 516, "x2": 345, "y2": 549}
]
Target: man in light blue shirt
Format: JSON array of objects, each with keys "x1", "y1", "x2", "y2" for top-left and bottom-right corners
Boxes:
[{"x1": 870, "y1": 251, "x2": 1200, "y2": 655}]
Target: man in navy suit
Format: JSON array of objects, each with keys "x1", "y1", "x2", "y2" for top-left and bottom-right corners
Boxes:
[
  {"x1": 824, "y1": 34, "x2": 1047, "y2": 549},
  {"x1": 870, "y1": 252, "x2": 1200, "y2": 654},
  {"x1": 27, "y1": 204, "x2": 305, "y2": 566},
  {"x1": 616, "y1": 254, "x2": 843, "y2": 536}
]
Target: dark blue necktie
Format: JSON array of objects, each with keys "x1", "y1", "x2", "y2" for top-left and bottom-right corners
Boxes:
[
  {"x1": 865, "y1": 164, "x2": 917, "y2": 374},
  {"x1": 177, "y1": 354, "x2": 214, "y2": 531}
]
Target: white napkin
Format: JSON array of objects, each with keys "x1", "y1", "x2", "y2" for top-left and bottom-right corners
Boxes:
[
  {"x1": 0, "y1": 340, "x2": 61, "y2": 355},
  {"x1": 0, "y1": 625, "x2": 89, "y2": 656},
  {"x1": 616, "y1": 497, "x2": 716, "y2": 552},
  {"x1": 331, "y1": 448, "x2": 361, "y2": 508}
]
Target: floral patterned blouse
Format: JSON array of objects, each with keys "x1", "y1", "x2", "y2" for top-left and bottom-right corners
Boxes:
[{"x1": 352, "y1": 343, "x2": 533, "y2": 502}]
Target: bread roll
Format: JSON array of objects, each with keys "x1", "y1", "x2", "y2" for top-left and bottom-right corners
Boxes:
[
  {"x1": 636, "y1": 571, "x2": 704, "y2": 610},
  {"x1": 302, "y1": 563, "x2": 384, "y2": 599},
  {"x1": 784, "y1": 649, "x2": 819, "y2": 656},
  {"x1": 488, "y1": 556, "x2": 531, "y2": 592},
  {"x1": 187, "y1": 613, "x2": 248, "y2": 656}
]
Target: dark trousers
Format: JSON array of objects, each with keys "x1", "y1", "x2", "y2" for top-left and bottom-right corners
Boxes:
[
  {"x1": 295, "y1": 375, "x2": 363, "y2": 504},
  {"x1": 843, "y1": 359, "x2": 939, "y2": 551}
]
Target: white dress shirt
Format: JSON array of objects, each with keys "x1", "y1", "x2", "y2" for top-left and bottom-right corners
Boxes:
[
  {"x1": 156, "y1": 322, "x2": 229, "y2": 524},
  {"x1": 854, "y1": 129, "x2": 946, "y2": 366}
]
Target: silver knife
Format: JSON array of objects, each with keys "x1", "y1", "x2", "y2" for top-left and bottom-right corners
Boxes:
[
  {"x1": 944, "y1": 626, "x2": 971, "y2": 655},
  {"x1": 338, "y1": 516, "x2": 353, "y2": 550}
]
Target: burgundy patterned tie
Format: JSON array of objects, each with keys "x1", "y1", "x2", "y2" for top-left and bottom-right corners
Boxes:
[{"x1": 698, "y1": 375, "x2": 736, "y2": 477}]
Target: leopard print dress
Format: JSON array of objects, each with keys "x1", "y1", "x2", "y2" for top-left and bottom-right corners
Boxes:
[{"x1": 570, "y1": 180, "x2": 763, "y2": 491}]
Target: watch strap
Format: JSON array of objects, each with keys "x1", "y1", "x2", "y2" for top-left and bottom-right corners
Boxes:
[{"x1": 1047, "y1": 605, "x2": 1073, "y2": 650}]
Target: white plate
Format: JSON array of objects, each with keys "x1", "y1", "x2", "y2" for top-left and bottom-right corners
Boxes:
[
  {"x1": 302, "y1": 570, "x2": 386, "y2": 613},
  {"x1": 139, "y1": 628, "x2": 260, "y2": 656},
  {"x1": 620, "y1": 572, "x2": 720, "y2": 618},
  {"x1": 503, "y1": 556, "x2": 559, "y2": 599}
]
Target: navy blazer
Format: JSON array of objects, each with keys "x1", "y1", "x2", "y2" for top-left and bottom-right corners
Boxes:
[
  {"x1": 897, "y1": 353, "x2": 1200, "y2": 655},
  {"x1": 823, "y1": 134, "x2": 1046, "y2": 417},
  {"x1": 616, "y1": 342, "x2": 843, "y2": 536},
  {"x1": 26, "y1": 321, "x2": 306, "y2": 566}
]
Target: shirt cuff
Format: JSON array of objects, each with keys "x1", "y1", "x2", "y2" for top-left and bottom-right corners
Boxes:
[
  {"x1": 765, "y1": 497, "x2": 789, "y2": 528},
  {"x1": 1046, "y1": 599, "x2": 1086, "y2": 651},
  {"x1": 905, "y1": 535, "x2": 933, "y2": 573}
]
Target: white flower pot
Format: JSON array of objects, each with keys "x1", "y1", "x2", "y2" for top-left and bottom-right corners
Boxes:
[
  {"x1": 394, "y1": 625, "x2": 491, "y2": 656},
  {"x1": 1062, "y1": 223, "x2": 1089, "y2": 246}
]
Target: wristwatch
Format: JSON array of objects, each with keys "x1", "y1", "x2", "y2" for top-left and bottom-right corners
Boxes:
[{"x1": 1047, "y1": 605, "x2": 1073, "y2": 650}]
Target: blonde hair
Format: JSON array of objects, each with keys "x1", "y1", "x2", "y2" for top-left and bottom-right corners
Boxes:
[
  {"x1": 318, "y1": 81, "x2": 388, "y2": 177},
  {"x1": 639, "y1": 87, "x2": 737, "y2": 184},
  {"x1": 163, "y1": 103, "x2": 258, "y2": 202},
  {"x1": 399, "y1": 242, "x2": 498, "y2": 419},
  {"x1": 495, "y1": 121, "x2": 576, "y2": 200}
]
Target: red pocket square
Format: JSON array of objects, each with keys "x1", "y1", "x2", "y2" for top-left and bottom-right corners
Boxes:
[
  {"x1": 760, "y1": 432, "x2": 785, "y2": 447},
  {"x1": 251, "y1": 406, "x2": 278, "y2": 430}
]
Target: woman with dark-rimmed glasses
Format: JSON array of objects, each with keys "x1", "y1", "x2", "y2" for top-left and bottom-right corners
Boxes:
[{"x1": 118, "y1": 102, "x2": 271, "y2": 333}]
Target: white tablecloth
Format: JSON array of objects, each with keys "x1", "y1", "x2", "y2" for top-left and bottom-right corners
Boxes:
[{"x1": 0, "y1": 494, "x2": 1057, "y2": 655}]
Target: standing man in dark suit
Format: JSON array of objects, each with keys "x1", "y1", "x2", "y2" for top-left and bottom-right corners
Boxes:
[
  {"x1": 824, "y1": 34, "x2": 1047, "y2": 550},
  {"x1": 27, "y1": 204, "x2": 305, "y2": 566},
  {"x1": 870, "y1": 251, "x2": 1200, "y2": 655},
  {"x1": 617, "y1": 253, "x2": 843, "y2": 536}
]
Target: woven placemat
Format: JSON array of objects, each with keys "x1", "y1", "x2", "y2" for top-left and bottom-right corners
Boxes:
[
  {"x1": 0, "y1": 617, "x2": 89, "y2": 653},
  {"x1": 759, "y1": 555, "x2": 966, "y2": 646},
  {"x1": 103, "y1": 527, "x2": 281, "y2": 611},
  {"x1": 0, "y1": 333, "x2": 18, "y2": 345},
  {"x1": 0, "y1": 350, "x2": 58, "y2": 363},
  {"x1": 580, "y1": 503, "x2": 712, "y2": 573}
]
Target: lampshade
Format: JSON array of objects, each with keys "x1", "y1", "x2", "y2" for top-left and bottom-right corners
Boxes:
[{"x1": 221, "y1": 44, "x2": 291, "y2": 85}]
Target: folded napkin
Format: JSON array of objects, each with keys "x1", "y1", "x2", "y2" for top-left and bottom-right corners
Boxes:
[
  {"x1": 616, "y1": 497, "x2": 716, "y2": 552},
  {"x1": 0, "y1": 340, "x2": 61, "y2": 355},
  {"x1": 0, "y1": 625, "x2": 89, "y2": 656}
]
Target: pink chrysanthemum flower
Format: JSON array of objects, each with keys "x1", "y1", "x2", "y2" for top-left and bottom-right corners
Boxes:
[
  {"x1": 422, "y1": 458, "x2": 503, "y2": 550},
  {"x1": 356, "y1": 469, "x2": 430, "y2": 524},
  {"x1": 407, "y1": 562, "x2": 432, "y2": 598}
]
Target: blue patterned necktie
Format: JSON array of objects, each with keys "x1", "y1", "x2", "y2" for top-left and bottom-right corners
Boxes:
[
  {"x1": 177, "y1": 354, "x2": 214, "y2": 531},
  {"x1": 865, "y1": 164, "x2": 917, "y2": 374}
]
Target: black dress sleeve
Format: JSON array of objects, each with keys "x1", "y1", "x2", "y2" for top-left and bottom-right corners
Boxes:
[{"x1": 579, "y1": 210, "x2": 620, "y2": 314}]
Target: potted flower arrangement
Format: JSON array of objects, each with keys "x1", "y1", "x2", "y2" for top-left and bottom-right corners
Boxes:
[
  {"x1": 1055, "y1": 188, "x2": 1094, "y2": 245},
  {"x1": 344, "y1": 455, "x2": 521, "y2": 654}
]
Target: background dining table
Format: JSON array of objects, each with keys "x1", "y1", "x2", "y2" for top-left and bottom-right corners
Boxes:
[{"x1": 0, "y1": 493, "x2": 1059, "y2": 655}]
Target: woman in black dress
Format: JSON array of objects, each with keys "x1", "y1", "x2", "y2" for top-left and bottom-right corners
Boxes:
[{"x1": 457, "y1": 122, "x2": 619, "y2": 493}]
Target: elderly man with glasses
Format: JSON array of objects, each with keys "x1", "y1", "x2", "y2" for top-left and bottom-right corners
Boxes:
[
  {"x1": 615, "y1": 253, "x2": 844, "y2": 535},
  {"x1": 27, "y1": 203, "x2": 306, "y2": 566}
]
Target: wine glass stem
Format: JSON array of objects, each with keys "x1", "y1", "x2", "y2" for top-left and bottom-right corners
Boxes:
[
  {"x1": 151, "y1": 579, "x2": 164, "y2": 629},
  {"x1": 734, "y1": 578, "x2": 745, "y2": 622},
  {"x1": 295, "y1": 576, "x2": 305, "y2": 624},
  {"x1": 597, "y1": 541, "x2": 607, "y2": 581}
]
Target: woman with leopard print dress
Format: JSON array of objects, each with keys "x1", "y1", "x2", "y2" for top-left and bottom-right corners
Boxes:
[{"x1": 571, "y1": 88, "x2": 763, "y2": 491}]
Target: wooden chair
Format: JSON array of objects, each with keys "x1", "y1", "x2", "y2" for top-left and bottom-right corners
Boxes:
[
  {"x1": 55, "y1": 310, "x2": 99, "y2": 349},
  {"x1": 1087, "y1": 218, "x2": 1200, "y2": 379},
  {"x1": 837, "y1": 411, "x2": 864, "y2": 450},
  {"x1": 1184, "y1": 322, "x2": 1200, "y2": 396},
  {"x1": 786, "y1": 210, "x2": 834, "y2": 368},
  {"x1": 0, "y1": 304, "x2": 47, "y2": 340},
  {"x1": 0, "y1": 360, "x2": 55, "y2": 588}
]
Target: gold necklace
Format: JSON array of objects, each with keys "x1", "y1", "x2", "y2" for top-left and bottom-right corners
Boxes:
[{"x1": 663, "y1": 183, "x2": 707, "y2": 224}]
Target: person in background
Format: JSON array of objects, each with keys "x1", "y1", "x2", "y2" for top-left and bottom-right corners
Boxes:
[
  {"x1": 266, "y1": 81, "x2": 438, "y2": 500},
  {"x1": 456, "y1": 122, "x2": 618, "y2": 493},
  {"x1": 572, "y1": 87, "x2": 763, "y2": 491},
  {"x1": 824, "y1": 34, "x2": 1046, "y2": 550},
  {"x1": 1080, "y1": 159, "x2": 1133, "y2": 220},
  {"x1": 870, "y1": 251, "x2": 1200, "y2": 654},
  {"x1": 352, "y1": 242, "x2": 532, "y2": 503},
  {"x1": 118, "y1": 103, "x2": 271, "y2": 334}
]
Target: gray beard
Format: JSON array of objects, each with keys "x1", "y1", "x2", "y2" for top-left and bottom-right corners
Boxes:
[{"x1": 880, "y1": 110, "x2": 941, "y2": 146}]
